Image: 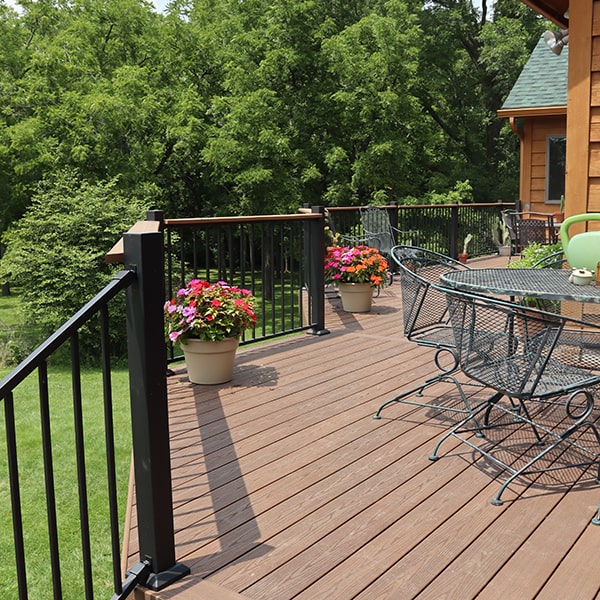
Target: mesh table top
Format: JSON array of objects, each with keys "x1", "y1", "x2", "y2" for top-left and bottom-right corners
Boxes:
[{"x1": 441, "y1": 268, "x2": 600, "y2": 304}]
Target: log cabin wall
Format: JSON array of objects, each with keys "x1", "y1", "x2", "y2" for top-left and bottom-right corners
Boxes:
[{"x1": 589, "y1": 3, "x2": 600, "y2": 216}]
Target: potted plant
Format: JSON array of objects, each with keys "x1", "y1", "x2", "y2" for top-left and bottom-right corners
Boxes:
[
  {"x1": 164, "y1": 279, "x2": 257, "y2": 384},
  {"x1": 458, "y1": 233, "x2": 473, "y2": 263},
  {"x1": 324, "y1": 245, "x2": 389, "y2": 312},
  {"x1": 491, "y1": 219, "x2": 511, "y2": 256}
]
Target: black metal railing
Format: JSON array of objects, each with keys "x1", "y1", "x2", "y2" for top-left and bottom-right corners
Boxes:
[
  {"x1": 326, "y1": 202, "x2": 515, "y2": 259},
  {"x1": 0, "y1": 227, "x2": 188, "y2": 600},
  {"x1": 0, "y1": 201, "x2": 516, "y2": 599},
  {"x1": 159, "y1": 210, "x2": 328, "y2": 364}
]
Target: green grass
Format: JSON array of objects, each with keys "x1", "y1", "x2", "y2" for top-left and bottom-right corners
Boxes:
[
  {"x1": 0, "y1": 365, "x2": 132, "y2": 600},
  {"x1": 0, "y1": 289, "x2": 22, "y2": 327},
  {"x1": 0, "y1": 288, "x2": 43, "y2": 366}
]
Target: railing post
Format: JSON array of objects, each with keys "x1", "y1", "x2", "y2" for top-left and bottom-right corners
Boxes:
[
  {"x1": 306, "y1": 206, "x2": 329, "y2": 336},
  {"x1": 146, "y1": 209, "x2": 164, "y2": 229},
  {"x1": 388, "y1": 202, "x2": 399, "y2": 246},
  {"x1": 123, "y1": 230, "x2": 189, "y2": 591},
  {"x1": 450, "y1": 203, "x2": 460, "y2": 259}
]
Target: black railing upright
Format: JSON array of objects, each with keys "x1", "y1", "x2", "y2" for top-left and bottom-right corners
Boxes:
[
  {"x1": 160, "y1": 211, "x2": 328, "y2": 364},
  {"x1": 327, "y1": 202, "x2": 515, "y2": 259},
  {"x1": 0, "y1": 225, "x2": 188, "y2": 600}
]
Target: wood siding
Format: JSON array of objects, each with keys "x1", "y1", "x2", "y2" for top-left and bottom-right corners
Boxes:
[
  {"x1": 520, "y1": 116, "x2": 566, "y2": 213},
  {"x1": 591, "y1": 6, "x2": 600, "y2": 215},
  {"x1": 565, "y1": 1, "x2": 594, "y2": 223}
]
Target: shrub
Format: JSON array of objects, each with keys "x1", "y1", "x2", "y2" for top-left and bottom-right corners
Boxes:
[
  {"x1": 507, "y1": 241, "x2": 562, "y2": 268},
  {"x1": 0, "y1": 173, "x2": 146, "y2": 362}
]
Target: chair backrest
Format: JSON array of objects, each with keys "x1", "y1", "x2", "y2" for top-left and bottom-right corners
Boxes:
[
  {"x1": 501, "y1": 210, "x2": 519, "y2": 247},
  {"x1": 531, "y1": 250, "x2": 566, "y2": 269},
  {"x1": 506, "y1": 211, "x2": 555, "y2": 249},
  {"x1": 392, "y1": 246, "x2": 469, "y2": 348},
  {"x1": 443, "y1": 287, "x2": 599, "y2": 399},
  {"x1": 324, "y1": 210, "x2": 368, "y2": 248},
  {"x1": 360, "y1": 207, "x2": 395, "y2": 253}
]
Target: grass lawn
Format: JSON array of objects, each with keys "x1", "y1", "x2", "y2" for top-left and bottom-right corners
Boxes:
[
  {"x1": 0, "y1": 365, "x2": 132, "y2": 600},
  {"x1": 0, "y1": 290, "x2": 22, "y2": 327}
]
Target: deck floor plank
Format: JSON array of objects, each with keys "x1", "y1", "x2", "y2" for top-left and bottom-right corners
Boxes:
[{"x1": 129, "y1": 255, "x2": 600, "y2": 600}]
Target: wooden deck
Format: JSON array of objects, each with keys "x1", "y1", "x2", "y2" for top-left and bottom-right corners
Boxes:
[{"x1": 128, "y1": 255, "x2": 600, "y2": 600}]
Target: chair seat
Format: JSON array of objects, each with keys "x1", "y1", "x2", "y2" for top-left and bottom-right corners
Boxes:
[
  {"x1": 409, "y1": 325, "x2": 455, "y2": 348},
  {"x1": 429, "y1": 287, "x2": 600, "y2": 507},
  {"x1": 373, "y1": 246, "x2": 483, "y2": 424},
  {"x1": 467, "y1": 354, "x2": 600, "y2": 400}
]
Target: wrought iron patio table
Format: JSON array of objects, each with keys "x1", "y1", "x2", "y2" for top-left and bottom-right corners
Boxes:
[
  {"x1": 440, "y1": 268, "x2": 600, "y2": 304},
  {"x1": 429, "y1": 270, "x2": 600, "y2": 508}
]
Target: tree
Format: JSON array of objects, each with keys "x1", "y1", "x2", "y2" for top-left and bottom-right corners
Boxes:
[
  {"x1": 0, "y1": 0, "x2": 167, "y2": 224},
  {"x1": 413, "y1": 0, "x2": 547, "y2": 201},
  {"x1": 0, "y1": 0, "x2": 550, "y2": 233}
]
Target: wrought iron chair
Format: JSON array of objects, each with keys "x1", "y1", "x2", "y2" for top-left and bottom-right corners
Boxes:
[
  {"x1": 429, "y1": 287, "x2": 600, "y2": 506},
  {"x1": 504, "y1": 211, "x2": 556, "y2": 252},
  {"x1": 373, "y1": 246, "x2": 484, "y2": 425},
  {"x1": 359, "y1": 206, "x2": 420, "y2": 252},
  {"x1": 324, "y1": 209, "x2": 370, "y2": 248},
  {"x1": 501, "y1": 210, "x2": 519, "y2": 256},
  {"x1": 531, "y1": 250, "x2": 566, "y2": 269},
  {"x1": 359, "y1": 207, "x2": 420, "y2": 282},
  {"x1": 528, "y1": 250, "x2": 600, "y2": 367}
]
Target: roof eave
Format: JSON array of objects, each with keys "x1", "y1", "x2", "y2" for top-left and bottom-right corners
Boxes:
[
  {"x1": 497, "y1": 105, "x2": 567, "y2": 119},
  {"x1": 520, "y1": 1, "x2": 568, "y2": 27}
]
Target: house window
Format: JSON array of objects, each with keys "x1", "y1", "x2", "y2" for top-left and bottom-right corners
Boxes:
[{"x1": 546, "y1": 135, "x2": 566, "y2": 204}]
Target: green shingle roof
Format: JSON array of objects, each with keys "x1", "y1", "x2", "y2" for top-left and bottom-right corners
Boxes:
[{"x1": 501, "y1": 35, "x2": 568, "y2": 110}]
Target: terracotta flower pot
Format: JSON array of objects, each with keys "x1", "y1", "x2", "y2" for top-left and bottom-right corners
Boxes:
[{"x1": 458, "y1": 253, "x2": 468, "y2": 264}]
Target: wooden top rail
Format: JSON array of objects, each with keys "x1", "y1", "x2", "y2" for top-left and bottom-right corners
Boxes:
[
  {"x1": 164, "y1": 213, "x2": 322, "y2": 226},
  {"x1": 326, "y1": 202, "x2": 515, "y2": 212},
  {"x1": 105, "y1": 220, "x2": 161, "y2": 264}
]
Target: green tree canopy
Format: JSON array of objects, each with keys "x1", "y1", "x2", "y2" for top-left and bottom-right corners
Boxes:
[{"x1": 0, "y1": 0, "x2": 548, "y2": 222}]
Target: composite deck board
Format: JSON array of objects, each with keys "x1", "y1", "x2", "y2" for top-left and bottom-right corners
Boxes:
[{"x1": 129, "y1": 255, "x2": 600, "y2": 600}]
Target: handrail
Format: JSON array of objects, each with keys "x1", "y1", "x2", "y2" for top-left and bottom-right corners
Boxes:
[
  {"x1": 0, "y1": 270, "x2": 135, "y2": 395},
  {"x1": 105, "y1": 220, "x2": 161, "y2": 264},
  {"x1": 163, "y1": 212, "x2": 321, "y2": 226}
]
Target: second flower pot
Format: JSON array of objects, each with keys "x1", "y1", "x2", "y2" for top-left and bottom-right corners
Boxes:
[{"x1": 338, "y1": 282, "x2": 374, "y2": 313}]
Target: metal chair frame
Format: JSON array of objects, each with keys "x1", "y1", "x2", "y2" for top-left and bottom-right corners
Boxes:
[
  {"x1": 429, "y1": 287, "x2": 600, "y2": 506},
  {"x1": 324, "y1": 209, "x2": 371, "y2": 249},
  {"x1": 359, "y1": 207, "x2": 419, "y2": 253},
  {"x1": 503, "y1": 211, "x2": 557, "y2": 253},
  {"x1": 373, "y1": 246, "x2": 484, "y2": 427},
  {"x1": 528, "y1": 250, "x2": 600, "y2": 364},
  {"x1": 359, "y1": 207, "x2": 420, "y2": 283}
]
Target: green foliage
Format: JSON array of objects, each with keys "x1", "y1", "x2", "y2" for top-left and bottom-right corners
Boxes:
[
  {"x1": 413, "y1": 0, "x2": 547, "y2": 201},
  {"x1": 508, "y1": 241, "x2": 563, "y2": 268},
  {"x1": 0, "y1": 288, "x2": 40, "y2": 365},
  {"x1": 0, "y1": 173, "x2": 146, "y2": 359},
  {"x1": 0, "y1": 0, "x2": 546, "y2": 228}
]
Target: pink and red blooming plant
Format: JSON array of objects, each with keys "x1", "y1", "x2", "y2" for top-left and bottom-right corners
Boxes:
[
  {"x1": 324, "y1": 245, "x2": 389, "y2": 288},
  {"x1": 164, "y1": 279, "x2": 257, "y2": 343}
]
